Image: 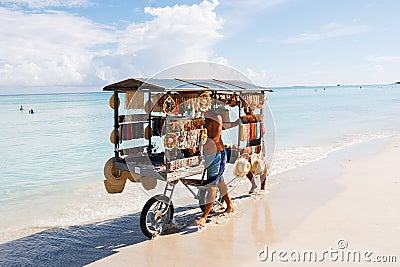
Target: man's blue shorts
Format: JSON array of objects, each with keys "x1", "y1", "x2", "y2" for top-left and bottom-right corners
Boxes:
[{"x1": 204, "y1": 149, "x2": 227, "y2": 186}]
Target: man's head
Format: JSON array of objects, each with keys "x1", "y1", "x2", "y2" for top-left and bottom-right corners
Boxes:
[{"x1": 204, "y1": 110, "x2": 223, "y2": 139}]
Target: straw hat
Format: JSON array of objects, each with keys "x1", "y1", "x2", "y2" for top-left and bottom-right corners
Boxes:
[
  {"x1": 126, "y1": 172, "x2": 142, "y2": 183},
  {"x1": 109, "y1": 95, "x2": 120, "y2": 109},
  {"x1": 233, "y1": 154, "x2": 251, "y2": 178},
  {"x1": 104, "y1": 157, "x2": 130, "y2": 186},
  {"x1": 145, "y1": 126, "x2": 152, "y2": 140},
  {"x1": 109, "y1": 129, "x2": 122, "y2": 144},
  {"x1": 140, "y1": 176, "x2": 157, "y2": 190},
  {"x1": 251, "y1": 153, "x2": 269, "y2": 175},
  {"x1": 250, "y1": 153, "x2": 267, "y2": 175},
  {"x1": 104, "y1": 179, "x2": 126, "y2": 194}
]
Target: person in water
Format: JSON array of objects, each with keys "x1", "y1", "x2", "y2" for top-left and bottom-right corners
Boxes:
[
  {"x1": 195, "y1": 110, "x2": 236, "y2": 227},
  {"x1": 19, "y1": 105, "x2": 24, "y2": 111}
]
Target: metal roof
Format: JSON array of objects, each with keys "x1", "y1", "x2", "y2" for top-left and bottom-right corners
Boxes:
[{"x1": 103, "y1": 78, "x2": 271, "y2": 93}]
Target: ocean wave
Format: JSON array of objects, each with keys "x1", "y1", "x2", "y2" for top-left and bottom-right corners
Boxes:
[{"x1": 269, "y1": 132, "x2": 398, "y2": 176}]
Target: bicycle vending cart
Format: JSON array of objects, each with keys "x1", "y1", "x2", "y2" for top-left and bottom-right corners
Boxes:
[{"x1": 102, "y1": 78, "x2": 270, "y2": 238}]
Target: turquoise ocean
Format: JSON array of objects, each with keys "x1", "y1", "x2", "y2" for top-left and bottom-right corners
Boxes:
[{"x1": 0, "y1": 84, "x2": 400, "y2": 244}]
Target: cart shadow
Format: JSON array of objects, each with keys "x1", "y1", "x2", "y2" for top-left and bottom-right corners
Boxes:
[
  {"x1": 0, "y1": 196, "x2": 250, "y2": 266},
  {"x1": 0, "y1": 212, "x2": 147, "y2": 266}
]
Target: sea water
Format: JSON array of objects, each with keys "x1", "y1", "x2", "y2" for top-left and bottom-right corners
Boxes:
[{"x1": 0, "y1": 84, "x2": 399, "y2": 242}]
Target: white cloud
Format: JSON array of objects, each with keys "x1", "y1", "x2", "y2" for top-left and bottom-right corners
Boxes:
[
  {"x1": 246, "y1": 68, "x2": 267, "y2": 85},
  {"x1": 0, "y1": 0, "x2": 91, "y2": 8},
  {"x1": 0, "y1": 7, "x2": 113, "y2": 87},
  {"x1": 110, "y1": 0, "x2": 223, "y2": 75},
  {"x1": 286, "y1": 22, "x2": 368, "y2": 43},
  {"x1": 0, "y1": 0, "x2": 224, "y2": 90},
  {"x1": 212, "y1": 56, "x2": 229, "y2": 65},
  {"x1": 367, "y1": 55, "x2": 400, "y2": 63}
]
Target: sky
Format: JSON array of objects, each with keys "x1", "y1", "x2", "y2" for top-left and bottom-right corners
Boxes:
[{"x1": 0, "y1": 0, "x2": 399, "y2": 94}]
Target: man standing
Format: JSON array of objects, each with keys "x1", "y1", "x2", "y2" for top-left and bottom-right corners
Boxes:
[{"x1": 195, "y1": 110, "x2": 235, "y2": 227}]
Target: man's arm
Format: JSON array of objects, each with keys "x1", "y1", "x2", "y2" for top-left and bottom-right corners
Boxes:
[{"x1": 222, "y1": 118, "x2": 240, "y2": 130}]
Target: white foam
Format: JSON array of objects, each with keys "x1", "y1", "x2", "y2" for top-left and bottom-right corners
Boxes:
[
  {"x1": 1, "y1": 132, "x2": 398, "y2": 244},
  {"x1": 269, "y1": 132, "x2": 398, "y2": 176}
]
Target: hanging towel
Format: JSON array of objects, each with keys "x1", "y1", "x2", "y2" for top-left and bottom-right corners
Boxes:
[{"x1": 122, "y1": 123, "x2": 144, "y2": 140}]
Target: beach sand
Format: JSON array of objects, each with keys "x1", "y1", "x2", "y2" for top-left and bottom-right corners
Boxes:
[{"x1": 88, "y1": 136, "x2": 400, "y2": 266}]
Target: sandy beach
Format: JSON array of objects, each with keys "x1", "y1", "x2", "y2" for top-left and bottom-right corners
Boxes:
[{"x1": 85, "y1": 136, "x2": 400, "y2": 266}]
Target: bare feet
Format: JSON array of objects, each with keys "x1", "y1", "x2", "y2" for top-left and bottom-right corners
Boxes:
[
  {"x1": 195, "y1": 217, "x2": 207, "y2": 227},
  {"x1": 223, "y1": 206, "x2": 234, "y2": 214},
  {"x1": 249, "y1": 184, "x2": 257, "y2": 194}
]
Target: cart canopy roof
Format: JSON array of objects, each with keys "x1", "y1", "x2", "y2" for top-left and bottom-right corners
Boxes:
[{"x1": 103, "y1": 78, "x2": 272, "y2": 93}]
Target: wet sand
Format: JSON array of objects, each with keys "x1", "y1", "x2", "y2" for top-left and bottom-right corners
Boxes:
[{"x1": 89, "y1": 136, "x2": 400, "y2": 266}]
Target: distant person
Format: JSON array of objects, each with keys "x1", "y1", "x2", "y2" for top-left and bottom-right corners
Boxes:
[
  {"x1": 19, "y1": 105, "x2": 24, "y2": 111},
  {"x1": 30, "y1": 109, "x2": 34, "y2": 114}
]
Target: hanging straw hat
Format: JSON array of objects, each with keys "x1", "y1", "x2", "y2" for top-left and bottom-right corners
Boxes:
[
  {"x1": 109, "y1": 95, "x2": 120, "y2": 109},
  {"x1": 109, "y1": 129, "x2": 122, "y2": 144},
  {"x1": 126, "y1": 172, "x2": 142, "y2": 183},
  {"x1": 104, "y1": 179, "x2": 126, "y2": 194},
  {"x1": 250, "y1": 153, "x2": 265, "y2": 175},
  {"x1": 144, "y1": 126, "x2": 152, "y2": 140},
  {"x1": 250, "y1": 153, "x2": 269, "y2": 175},
  {"x1": 140, "y1": 176, "x2": 157, "y2": 190},
  {"x1": 233, "y1": 153, "x2": 251, "y2": 178},
  {"x1": 104, "y1": 157, "x2": 130, "y2": 184}
]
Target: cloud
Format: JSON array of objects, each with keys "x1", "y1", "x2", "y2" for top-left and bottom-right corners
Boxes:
[
  {"x1": 0, "y1": 7, "x2": 113, "y2": 87},
  {"x1": 106, "y1": 0, "x2": 224, "y2": 79},
  {"x1": 0, "y1": 0, "x2": 91, "y2": 8},
  {"x1": 367, "y1": 55, "x2": 400, "y2": 63},
  {"x1": 0, "y1": 0, "x2": 224, "y2": 90},
  {"x1": 246, "y1": 68, "x2": 267, "y2": 85},
  {"x1": 286, "y1": 22, "x2": 368, "y2": 43}
]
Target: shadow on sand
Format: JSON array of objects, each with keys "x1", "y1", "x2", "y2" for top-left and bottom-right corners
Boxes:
[{"x1": 0, "y1": 195, "x2": 250, "y2": 266}]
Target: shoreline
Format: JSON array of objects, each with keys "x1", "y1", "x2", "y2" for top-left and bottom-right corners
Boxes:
[
  {"x1": 86, "y1": 135, "x2": 399, "y2": 266},
  {"x1": 1, "y1": 135, "x2": 398, "y2": 266},
  {"x1": 1, "y1": 132, "x2": 393, "y2": 245}
]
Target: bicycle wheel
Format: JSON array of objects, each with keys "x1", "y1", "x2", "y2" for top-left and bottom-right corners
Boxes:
[{"x1": 140, "y1": 194, "x2": 174, "y2": 239}]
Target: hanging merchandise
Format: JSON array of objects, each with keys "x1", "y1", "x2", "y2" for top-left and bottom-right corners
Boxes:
[
  {"x1": 110, "y1": 129, "x2": 122, "y2": 144},
  {"x1": 126, "y1": 91, "x2": 145, "y2": 110},
  {"x1": 145, "y1": 126, "x2": 152, "y2": 140},
  {"x1": 198, "y1": 92, "x2": 211, "y2": 111},
  {"x1": 109, "y1": 95, "x2": 120, "y2": 109},
  {"x1": 201, "y1": 129, "x2": 208, "y2": 144},
  {"x1": 240, "y1": 124, "x2": 247, "y2": 141},
  {"x1": 151, "y1": 117, "x2": 164, "y2": 136},
  {"x1": 152, "y1": 93, "x2": 165, "y2": 112},
  {"x1": 122, "y1": 123, "x2": 145, "y2": 140},
  {"x1": 163, "y1": 95, "x2": 176, "y2": 115},
  {"x1": 261, "y1": 122, "x2": 265, "y2": 137},
  {"x1": 164, "y1": 133, "x2": 178, "y2": 149}
]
